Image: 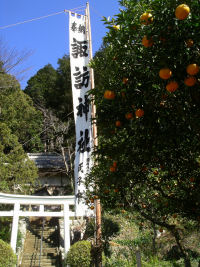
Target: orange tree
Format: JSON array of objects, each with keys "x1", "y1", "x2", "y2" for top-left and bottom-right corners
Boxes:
[{"x1": 86, "y1": 0, "x2": 200, "y2": 264}]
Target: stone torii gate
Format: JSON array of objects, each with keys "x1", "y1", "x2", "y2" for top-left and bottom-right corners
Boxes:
[{"x1": 0, "y1": 192, "x2": 75, "y2": 253}]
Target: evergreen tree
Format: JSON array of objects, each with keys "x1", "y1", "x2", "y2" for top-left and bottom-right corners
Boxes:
[
  {"x1": 0, "y1": 73, "x2": 43, "y2": 152},
  {"x1": 0, "y1": 122, "x2": 38, "y2": 193}
]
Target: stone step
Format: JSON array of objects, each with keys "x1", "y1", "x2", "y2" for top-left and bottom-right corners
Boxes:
[
  {"x1": 23, "y1": 252, "x2": 57, "y2": 257},
  {"x1": 28, "y1": 232, "x2": 57, "y2": 235},
  {"x1": 28, "y1": 231, "x2": 57, "y2": 234},
  {"x1": 23, "y1": 248, "x2": 57, "y2": 253},
  {"x1": 26, "y1": 236, "x2": 58, "y2": 241},
  {"x1": 26, "y1": 235, "x2": 58, "y2": 239},
  {"x1": 24, "y1": 238, "x2": 58, "y2": 243},
  {"x1": 24, "y1": 247, "x2": 57, "y2": 252},
  {"x1": 25, "y1": 238, "x2": 57, "y2": 242},
  {"x1": 20, "y1": 263, "x2": 56, "y2": 267},
  {"x1": 21, "y1": 218, "x2": 60, "y2": 267},
  {"x1": 21, "y1": 258, "x2": 56, "y2": 264},
  {"x1": 28, "y1": 227, "x2": 57, "y2": 231},
  {"x1": 23, "y1": 253, "x2": 56, "y2": 257},
  {"x1": 20, "y1": 266, "x2": 55, "y2": 267},
  {"x1": 28, "y1": 233, "x2": 58, "y2": 237},
  {"x1": 27, "y1": 246, "x2": 57, "y2": 249},
  {"x1": 24, "y1": 242, "x2": 57, "y2": 247},
  {"x1": 22, "y1": 253, "x2": 57, "y2": 259}
]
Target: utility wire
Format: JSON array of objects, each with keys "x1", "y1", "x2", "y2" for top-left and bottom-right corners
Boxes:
[
  {"x1": 0, "y1": 11, "x2": 64, "y2": 30},
  {"x1": 0, "y1": 6, "x2": 86, "y2": 30}
]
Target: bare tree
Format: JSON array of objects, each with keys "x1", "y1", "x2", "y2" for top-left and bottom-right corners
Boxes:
[
  {"x1": 36, "y1": 104, "x2": 75, "y2": 191},
  {"x1": 0, "y1": 38, "x2": 33, "y2": 81}
]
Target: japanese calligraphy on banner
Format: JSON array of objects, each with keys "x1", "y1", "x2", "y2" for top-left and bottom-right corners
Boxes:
[{"x1": 69, "y1": 12, "x2": 93, "y2": 216}]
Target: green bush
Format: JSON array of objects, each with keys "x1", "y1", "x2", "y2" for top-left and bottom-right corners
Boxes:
[
  {"x1": 0, "y1": 239, "x2": 17, "y2": 267},
  {"x1": 65, "y1": 240, "x2": 92, "y2": 267},
  {"x1": 0, "y1": 217, "x2": 11, "y2": 242},
  {"x1": 143, "y1": 256, "x2": 172, "y2": 267}
]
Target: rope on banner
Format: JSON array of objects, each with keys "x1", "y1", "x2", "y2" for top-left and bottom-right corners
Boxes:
[
  {"x1": 64, "y1": 10, "x2": 86, "y2": 17},
  {"x1": 70, "y1": 6, "x2": 85, "y2": 11}
]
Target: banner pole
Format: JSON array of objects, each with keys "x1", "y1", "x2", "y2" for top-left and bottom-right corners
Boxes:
[{"x1": 86, "y1": 2, "x2": 102, "y2": 266}]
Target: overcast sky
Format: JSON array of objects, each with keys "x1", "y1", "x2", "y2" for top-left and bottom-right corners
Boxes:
[{"x1": 0, "y1": 0, "x2": 120, "y2": 89}]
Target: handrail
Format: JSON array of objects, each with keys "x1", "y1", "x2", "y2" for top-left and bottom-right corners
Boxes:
[{"x1": 39, "y1": 218, "x2": 45, "y2": 267}]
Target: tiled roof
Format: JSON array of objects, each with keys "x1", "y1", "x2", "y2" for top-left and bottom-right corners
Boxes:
[{"x1": 28, "y1": 153, "x2": 68, "y2": 169}]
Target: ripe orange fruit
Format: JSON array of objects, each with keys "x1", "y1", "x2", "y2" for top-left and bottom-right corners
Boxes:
[
  {"x1": 110, "y1": 166, "x2": 116, "y2": 172},
  {"x1": 140, "y1": 12, "x2": 153, "y2": 25},
  {"x1": 142, "y1": 166, "x2": 148, "y2": 172},
  {"x1": 153, "y1": 170, "x2": 159, "y2": 175},
  {"x1": 166, "y1": 81, "x2": 178, "y2": 92},
  {"x1": 104, "y1": 90, "x2": 115, "y2": 99},
  {"x1": 190, "y1": 177, "x2": 195, "y2": 182},
  {"x1": 113, "y1": 161, "x2": 117, "y2": 167},
  {"x1": 142, "y1": 204, "x2": 147, "y2": 209},
  {"x1": 94, "y1": 195, "x2": 98, "y2": 199},
  {"x1": 159, "y1": 68, "x2": 172, "y2": 80},
  {"x1": 184, "y1": 76, "x2": 196, "y2": 87},
  {"x1": 90, "y1": 198, "x2": 94, "y2": 203},
  {"x1": 113, "y1": 25, "x2": 120, "y2": 30},
  {"x1": 114, "y1": 188, "x2": 119, "y2": 193},
  {"x1": 186, "y1": 64, "x2": 199, "y2": 76},
  {"x1": 135, "y1": 109, "x2": 144, "y2": 118},
  {"x1": 159, "y1": 228, "x2": 163, "y2": 233},
  {"x1": 123, "y1": 77, "x2": 128, "y2": 84},
  {"x1": 115, "y1": 120, "x2": 121, "y2": 127},
  {"x1": 175, "y1": 4, "x2": 190, "y2": 20},
  {"x1": 90, "y1": 206, "x2": 95, "y2": 210},
  {"x1": 142, "y1": 36, "x2": 153, "y2": 47},
  {"x1": 186, "y1": 39, "x2": 194, "y2": 47},
  {"x1": 125, "y1": 113, "x2": 133, "y2": 120}
]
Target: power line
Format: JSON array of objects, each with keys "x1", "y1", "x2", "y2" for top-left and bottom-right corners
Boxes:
[
  {"x1": 0, "y1": 11, "x2": 65, "y2": 30},
  {"x1": 0, "y1": 6, "x2": 86, "y2": 30}
]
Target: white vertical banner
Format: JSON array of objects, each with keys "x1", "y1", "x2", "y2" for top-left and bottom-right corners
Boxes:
[{"x1": 69, "y1": 12, "x2": 93, "y2": 216}]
